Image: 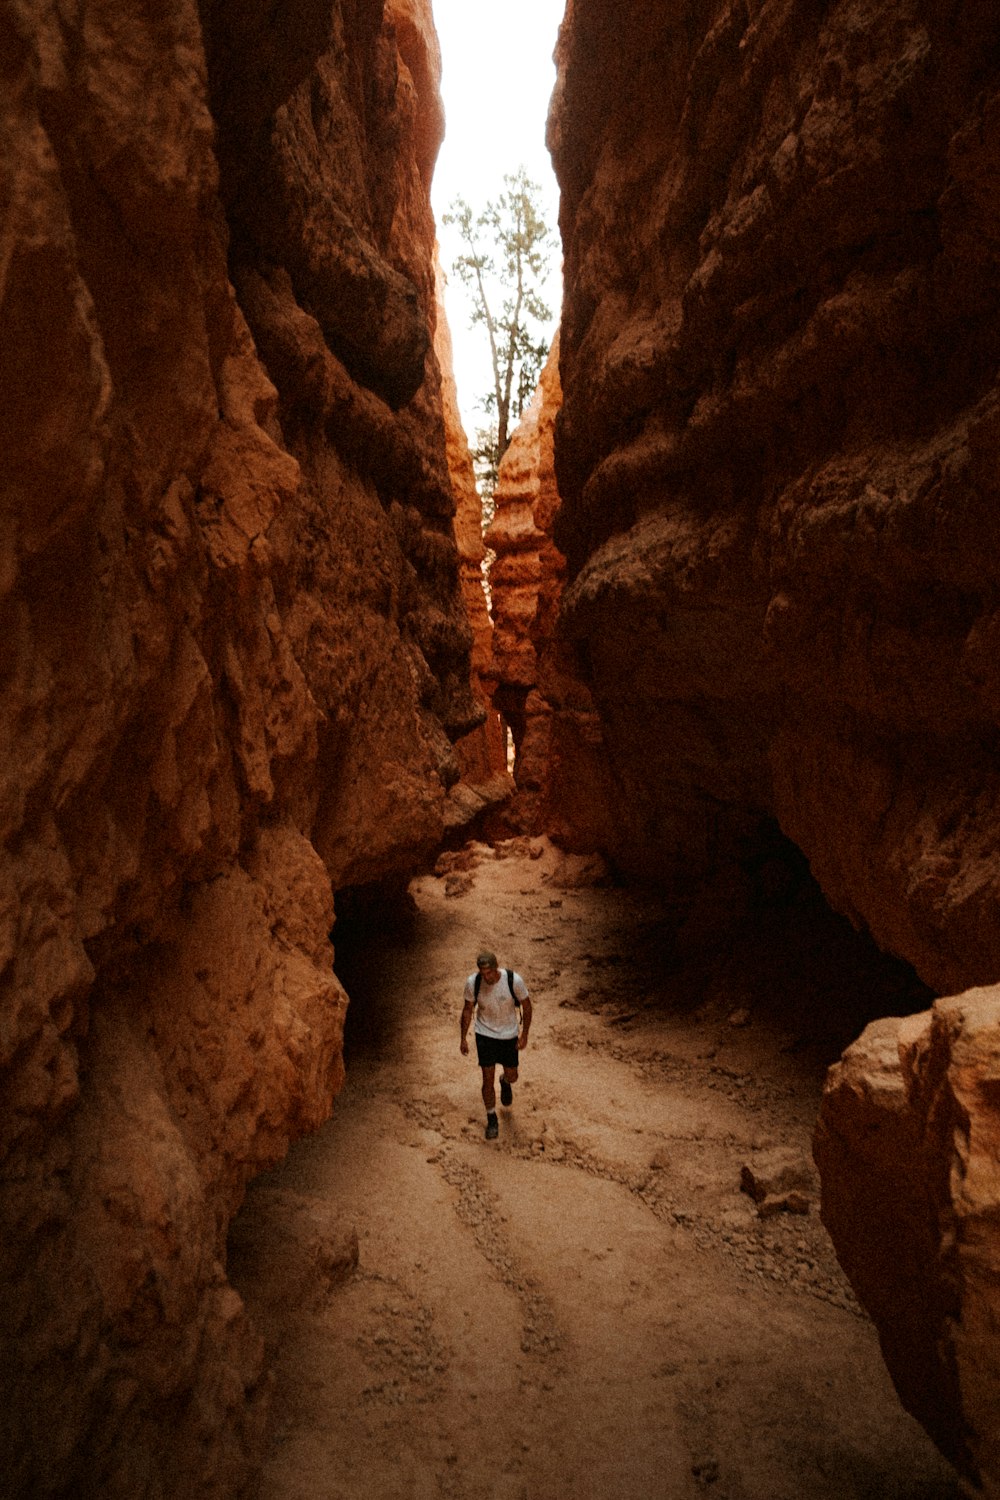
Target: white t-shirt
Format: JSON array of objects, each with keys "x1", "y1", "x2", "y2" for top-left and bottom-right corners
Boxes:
[{"x1": 465, "y1": 970, "x2": 530, "y2": 1040}]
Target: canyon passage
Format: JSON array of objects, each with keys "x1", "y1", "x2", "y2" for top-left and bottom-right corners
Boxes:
[
  {"x1": 229, "y1": 839, "x2": 960, "y2": 1500},
  {"x1": 6, "y1": 0, "x2": 1000, "y2": 1492}
]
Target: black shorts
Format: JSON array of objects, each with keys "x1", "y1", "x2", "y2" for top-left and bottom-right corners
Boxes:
[{"x1": 475, "y1": 1033, "x2": 519, "y2": 1069}]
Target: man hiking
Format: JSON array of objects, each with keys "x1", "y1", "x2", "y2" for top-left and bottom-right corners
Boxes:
[{"x1": 460, "y1": 950, "x2": 532, "y2": 1139}]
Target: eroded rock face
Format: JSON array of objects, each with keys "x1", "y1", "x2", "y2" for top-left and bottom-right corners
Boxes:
[
  {"x1": 814, "y1": 991, "x2": 1000, "y2": 1492},
  {"x1": 1, "y1": 0, "x2": 478, "y2": 1491},
  {"x1": 487, "y1": 341, "x2": 616, "y2": 848},
  {"x1": 550, "y1": 0, "x2": 1000, "y2": 988},
  {"x1": 434, "y1": 260, "x2": 512, "y2": 830}
]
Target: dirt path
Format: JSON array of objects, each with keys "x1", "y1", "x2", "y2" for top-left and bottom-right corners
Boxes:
[{"x1": 229, "y1": 838, "x2": 960, "y2": 1500}]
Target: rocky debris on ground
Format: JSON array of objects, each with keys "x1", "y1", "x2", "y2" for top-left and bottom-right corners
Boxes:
[
  {"x1": 482, "y1": 1056, "x2": 853, "y2": 1315},
  {"x1": 435, "y1": 836, "x2": 561, "y2": 896},
  {"x1": 815, "y1": 986, "x2": 1000, "y2": 1494},
  {"x1": 437, "y1": 1151, "x2": 563, "y2": 1363},
  {"x1": 229, "y1": 843, "x2": 958, "y2": 1499},
  {"x1": 434, "y1": 845, "x2": 485, "y2": 877},
  {"x1": 354, "y1": 1279, "x2": 448, "y2": 1409},
  {"x1": 544, "y1": 850, "x2": 613, "y2": 888},
  {"x1": 494, "y1": 836, "x2": 547, "y2": 862},
  {"x1": 740, "y1": 1149, "x2": 817, "y2": 1217}
]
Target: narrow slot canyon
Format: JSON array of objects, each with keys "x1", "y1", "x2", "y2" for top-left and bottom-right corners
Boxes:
[
  {"x1": 4, "y1": 1, "x2": 1000, "y2": 1498},
  {"x1": 228, "y1": 838, "x2": 956, "y2": 1499}
]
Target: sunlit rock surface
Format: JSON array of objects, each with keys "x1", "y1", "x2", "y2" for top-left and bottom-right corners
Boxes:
[
  {"x1": 815, "y1": 990, "x2": 1000, "y2": 1493},
  {"x1": 0, "y1": 0, "x2": 479, "y2": 1491},
  {"x1": 550, "y1": 0, "x2": 1000, "y2": 992},
  {"x1": 487, "y1": 342, "x2": 616, "y2": 849}
]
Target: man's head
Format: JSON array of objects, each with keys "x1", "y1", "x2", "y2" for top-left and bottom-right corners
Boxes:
[{"x1": 476, "y1": 950, "x2": 500, "y2": 982}]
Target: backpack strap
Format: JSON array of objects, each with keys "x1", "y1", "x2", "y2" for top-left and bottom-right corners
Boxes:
[{"x1": 473, "y1": 969, "x2": 521, "y2": 1005}]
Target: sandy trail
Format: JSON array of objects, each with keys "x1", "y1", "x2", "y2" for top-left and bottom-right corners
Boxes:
[{"x1": 229, "y1": 838, "x2": 960, "y2": 1500}]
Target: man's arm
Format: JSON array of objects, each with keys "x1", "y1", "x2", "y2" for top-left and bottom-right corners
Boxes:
[
  {"x1": 518, "y1": 994, "x2": 532, "y2": 1049},
  {"x1": 460, "y1": 997, "x2": 474, "y2": 1054}
]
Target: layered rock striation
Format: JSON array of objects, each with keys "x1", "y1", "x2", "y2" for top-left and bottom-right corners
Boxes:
[
  {"x1": 549, "y1": 0, "x2": 1000, "y2": 993},
  {"x1": 815, "y1": 989, "x2": 1000, "y2": 1493},
  {"x1": 1, "y1": 0, "x2": 482, "y2": 1492},
  {"x1": 434, "y1": 261, "x2": 512, "y2": 831},
  {"x1": 487, "y1": 341, "x2": 616, "y2": 848}
]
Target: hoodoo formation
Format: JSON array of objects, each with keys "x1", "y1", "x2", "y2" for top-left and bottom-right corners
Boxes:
[
  {"x1": 433, "y1": 262, "x2": 511, "y2": 828},
  {"x1": 5, "y1": 0, "x2": 1000, "y2": 1494},
  {"x1": 487, "y1": 340, "x2": 617, "y2": 850},
  {"x1": 1, "y1": 0, "x2": 489, "y2": 1492}
]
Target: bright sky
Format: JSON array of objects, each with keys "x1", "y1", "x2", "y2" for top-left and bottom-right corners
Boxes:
[{"x1": 430, "y1": 0, "x2": 565, "y2": 441}]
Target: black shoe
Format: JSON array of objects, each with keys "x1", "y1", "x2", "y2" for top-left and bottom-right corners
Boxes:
[
  {"x1": 485, "y1": 1114, "x2": 499, "y2": 1140},
  {"x1": 500, "y1": 1076, "x2": 513, "y2": 1107}
]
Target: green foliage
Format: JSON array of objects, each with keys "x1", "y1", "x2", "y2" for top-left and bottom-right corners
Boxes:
[
  {"x1": 472, "y1": 422, "x2": 499, "y2": 530},
  {"x1": 444, "y1": 168, "x2": 553, "y2": 500}
]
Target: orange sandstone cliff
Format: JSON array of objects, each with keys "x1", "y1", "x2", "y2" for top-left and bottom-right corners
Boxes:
[
  {"x1": 487, "y1": 340, "x2": 615, "y2": 849},
  {"x1": 548, "y1": 0, "x2": 1000, "y2": 1487},
  {"x1": 0, "y1": 0, "x2": 482, "y2": 1492},
  {"x1": 815, "y1": 988, "x2": 1000, "y2": 1493},
  {"x1": 434, "y1": 261, "x2": 512, "y2": 826},
  {"x1": 550, "y1": 0, "x2": 1000, "y2": 997}
]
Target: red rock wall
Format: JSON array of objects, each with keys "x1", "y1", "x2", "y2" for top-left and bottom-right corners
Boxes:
[
  {"x1": 487, "y1": 340, "x2": 617, "y2": 848},
  {"x1": 815, "y1": 989, "x2": 1000, "y2": 1492},
  {"x1": 550, "y1": 0, "x2": 1000, "y2": 993},
  {"x1": 434, "y1": 260, "x2": 513, "y2": 828},
  {"x1": 0, "y1": 1, "x2": 480, "y2": 1492}
]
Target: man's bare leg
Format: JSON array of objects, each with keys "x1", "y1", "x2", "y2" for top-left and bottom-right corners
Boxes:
[
  {"x1": 499, "y1": 1064, "x2": 518, "y2": 1106},
  {"x1": 481, "y1": 1065, "x2": 496, "y2": 1113},
  {"x1": 481, "y1": 1065, "x2": 500, "y2": 1139}
]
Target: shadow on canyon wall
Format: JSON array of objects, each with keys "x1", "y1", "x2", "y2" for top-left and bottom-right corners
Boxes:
[{"x1": 3, "y1": 0, "x2": 1000, "y2": 1495}]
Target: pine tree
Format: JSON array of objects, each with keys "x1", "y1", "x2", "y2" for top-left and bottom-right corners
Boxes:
[{"x1": 444, "y1": 168, "x2": 553, "y2": 502}]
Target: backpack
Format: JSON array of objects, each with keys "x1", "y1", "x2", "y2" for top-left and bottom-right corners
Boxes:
[{"x1": 474, "y1": 968, "x2": 519, "y2": 1006}]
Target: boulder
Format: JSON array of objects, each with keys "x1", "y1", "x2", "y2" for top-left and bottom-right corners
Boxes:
[
  {"x1": 815, "y1": 989, "x2": 1000, "y2": 1492},
  {"x1": 740, "y1": 1149, "x2": 816, "y2": 1217}
]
